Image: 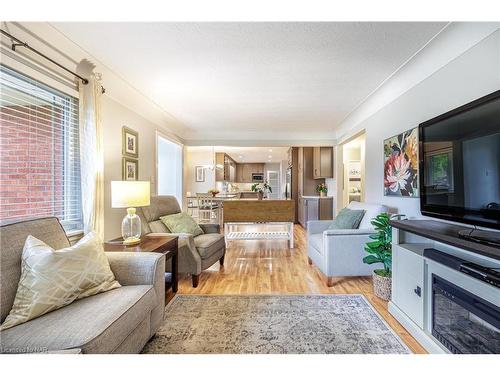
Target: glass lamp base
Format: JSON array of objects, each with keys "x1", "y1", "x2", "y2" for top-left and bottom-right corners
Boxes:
[
  {"x1": 123, "y1": 236, "x2": 141, "y2": 245},
  {"x1": 121, "y1": 207, "x2": 142, "y2": 245}
]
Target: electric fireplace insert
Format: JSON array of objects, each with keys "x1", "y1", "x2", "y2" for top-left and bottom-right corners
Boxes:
[{"x1": 432, "y1": 275, "x2": 500, "y2": 354}]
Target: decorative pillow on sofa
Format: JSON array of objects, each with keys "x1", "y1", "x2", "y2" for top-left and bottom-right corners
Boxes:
[
  {"x1": 0, "y1": 232, "x2": 120, "y2": 331},
  {"x1": 329, "y1": 208, "x2": 366, "y2": 230},
  {"x1": 160, "y1": 212, "x2": 204, "y2": 236}
]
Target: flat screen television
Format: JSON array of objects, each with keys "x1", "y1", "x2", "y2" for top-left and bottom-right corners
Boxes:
[{"x1": 419, "y1": 90, "x2": 500, "y2": 231}]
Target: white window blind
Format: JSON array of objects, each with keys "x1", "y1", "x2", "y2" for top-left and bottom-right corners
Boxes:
[
  {"x1": 0, "y1": 64, "x2": 83, "y2": 231},
  {"x1": 157, "y1": 134, "x2": 183, "y2": 205}
]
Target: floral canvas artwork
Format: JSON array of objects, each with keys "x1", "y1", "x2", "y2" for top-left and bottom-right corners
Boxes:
[{"x1": 384, "y1": 127, "x2": 419, "y2": 197}]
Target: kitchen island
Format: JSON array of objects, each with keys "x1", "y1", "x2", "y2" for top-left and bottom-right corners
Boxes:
[{"x1": 223, "y1": 199, "x2": 295, "y2": 248}]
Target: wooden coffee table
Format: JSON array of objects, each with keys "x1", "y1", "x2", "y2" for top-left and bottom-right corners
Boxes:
[{"x1": 104, "y1": 235, "x2": 178, "y2": 294}]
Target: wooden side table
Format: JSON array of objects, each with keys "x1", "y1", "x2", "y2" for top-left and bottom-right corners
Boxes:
[{"x1": 104, "y1": 235, "x2": 178, "y2": 294}]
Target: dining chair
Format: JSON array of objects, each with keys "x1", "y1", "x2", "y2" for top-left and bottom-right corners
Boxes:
[{"x1": 196, "y1": 193, "x2": 220, "y2": 224}]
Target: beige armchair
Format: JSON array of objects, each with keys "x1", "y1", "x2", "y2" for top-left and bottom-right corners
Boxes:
[{"x1": 139, "y1": 195, "x2": 226, "y2": 287}]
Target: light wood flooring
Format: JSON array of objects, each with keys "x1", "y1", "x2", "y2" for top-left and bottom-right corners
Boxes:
[{"x1": 169, "y1": 224, "x2": 426, "y2": 354}]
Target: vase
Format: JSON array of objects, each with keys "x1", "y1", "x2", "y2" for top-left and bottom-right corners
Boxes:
[
  {"x1": 320, "y1": 191, "x2": 326, "y2": 197},
  {"x1": 211, "y1": 192, "x2": 217, "y2": 197},
  {"x1": 257, "y1": 192, "x2": 264, "y2": 200},
  {"x1": 372, "y1": 271, "x2": 392, "y2": 301}
]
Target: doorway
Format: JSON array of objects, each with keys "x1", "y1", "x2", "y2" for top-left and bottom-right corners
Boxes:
[{"x1": 339, "y1": 132, "x2": 366, "y2": 209}]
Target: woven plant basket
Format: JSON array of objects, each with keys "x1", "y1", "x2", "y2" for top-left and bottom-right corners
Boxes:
[{"x1": 373, "y1": 271, "x2": 392, "y2": 301}]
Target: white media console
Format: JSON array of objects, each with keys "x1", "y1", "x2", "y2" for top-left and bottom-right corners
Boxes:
[{"x1": 389, "y1": 220, "x2": 500, "y2": 354}]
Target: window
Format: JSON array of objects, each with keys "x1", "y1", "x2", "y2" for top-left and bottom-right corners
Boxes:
[
  {"x1": 157, "y1": 133, "x2": 183, "y2": 204},
  {"x1": 0, "y1": 65, "x2": 82, "y2": 231}
]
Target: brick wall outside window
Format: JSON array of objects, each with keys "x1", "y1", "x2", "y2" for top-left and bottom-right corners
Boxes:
[{"x1": 0, "y1": 65, "x2": 82, "y2": 231}]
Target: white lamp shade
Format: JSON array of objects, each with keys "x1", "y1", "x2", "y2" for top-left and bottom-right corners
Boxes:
[{"x1": 111, "y1": 181, "x2": 151, "y2": 208}]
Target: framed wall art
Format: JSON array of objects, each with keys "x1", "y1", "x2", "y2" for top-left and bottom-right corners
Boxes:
[
  {"x1": 383, "y1": 127, "x2": 419, "y2": 197},
  {"x1": 122, "y1": 157, "x2": 139, "y2": 181},
  {"x1": 122, "y1": 126, "x2": 139, "y2": 158},
  {"x1": 195, "y1": 166, "x2": 205, "y2": 182}
]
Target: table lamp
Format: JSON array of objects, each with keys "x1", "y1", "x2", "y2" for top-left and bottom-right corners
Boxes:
[{"x1": 111, "y1": 181, "x2": 150, "y2": 245}]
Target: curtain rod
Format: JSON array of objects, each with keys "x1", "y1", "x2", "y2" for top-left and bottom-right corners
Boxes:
[{"x1": 1, "y1": 29, "x2": 106, "y2": 93}]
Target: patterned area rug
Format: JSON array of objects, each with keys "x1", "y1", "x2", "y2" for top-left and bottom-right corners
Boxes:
[{"x1": 143, "y1": 294, "x2": 411, "y2": 354}]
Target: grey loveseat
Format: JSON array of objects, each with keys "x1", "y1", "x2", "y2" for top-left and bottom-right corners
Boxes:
[
  {"x1": 139, "y1": 195, "x2": 226, "y2": 287},
  {"x1": 0, "y1": 217, "x2": 165, "y2": 354}
]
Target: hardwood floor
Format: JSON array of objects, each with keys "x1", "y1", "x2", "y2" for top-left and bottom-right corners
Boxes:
[{"x1": 169, "y1": 224, "x2": 426, "y2": 354}]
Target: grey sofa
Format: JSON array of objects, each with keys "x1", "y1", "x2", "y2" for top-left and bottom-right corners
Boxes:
[
  {"x1": 139, "y1": 195, "x2": 226, "y2": 287},
  {"x1": 0, "y1": 217, "x2": 165, "y2": 354},
  {"x1": 307, "y1": 202, "x2": 387, "y2": 286}
]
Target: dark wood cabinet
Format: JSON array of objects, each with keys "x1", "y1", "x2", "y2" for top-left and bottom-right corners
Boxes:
[
  {"x1": 215, "y1": 152, "x2": 237, "y2": 182},
  {"x1": 235, "y1": 163, "x2": 264, "y2": 183},
  {"x1": 298, "y1": 197, "x2": 333, "y2": 228},
  {"x1": 312, "y1": 147, "x2": 334, "y2": 179}
]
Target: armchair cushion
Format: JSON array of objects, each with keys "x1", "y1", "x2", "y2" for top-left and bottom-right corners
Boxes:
[
  {"x1": 347, "y1": 201, "x2": 386, "y2": 229},
  {"x1": 160, "y1": 212, "x2": 203, "y2": 236},
  {"x1": 328, "y1": 208, "x2": 365, "y2": 230},
  {"x1": 194, "y1": 233, "x2": 225, "y2": 259},
  {"x1": 148, "y1": 220, "x2": 170, "y2": 233}
]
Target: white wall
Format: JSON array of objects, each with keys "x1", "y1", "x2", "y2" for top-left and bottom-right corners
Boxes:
[
  {"x1": 339, "y1": 30, "x2": 500, "y2": 218},
  {"x1": 102, "y1": 96, "x2": 169, "y2": 240},
  {"x1": 184, "y1": 147, "x2": 216, "y2": 198}
]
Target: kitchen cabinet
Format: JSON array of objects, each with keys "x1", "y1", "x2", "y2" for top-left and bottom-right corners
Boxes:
[
  {"x1": 298, "y1": 197, "x2": 333, "y2": 228},
  {"x1": 215, "y1": 153, "x2": 237, "y2": 182},
  {"x1": 312, "y1": 147, "x2": 333, "y2": 179},
  {"x1": 236, "y1": 163, "x2": 264, "y2": 183}
]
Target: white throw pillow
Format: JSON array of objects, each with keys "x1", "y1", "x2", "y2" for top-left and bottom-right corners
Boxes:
[{"x1": 0, "y1": 232, "x2": 120, "y2": 331}]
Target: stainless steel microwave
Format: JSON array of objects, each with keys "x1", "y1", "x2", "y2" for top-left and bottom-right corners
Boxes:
[{"x1": 252, "y1": 173, "x2": 264, "y2": 182}]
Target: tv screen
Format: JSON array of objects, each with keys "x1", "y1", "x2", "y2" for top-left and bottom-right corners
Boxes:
[{"x1": 419, "y1": 90, "x2": 500, "y2": 230}]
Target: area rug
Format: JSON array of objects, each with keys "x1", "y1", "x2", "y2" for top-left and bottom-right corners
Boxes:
[{"x1": 142, "y1": 294, "x2": 411, "y2": 354}]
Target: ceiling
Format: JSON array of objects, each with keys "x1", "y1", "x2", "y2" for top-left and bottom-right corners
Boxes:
[
  {"x1": 215, "y1": 146, "x2": 289, "y2": 163},
  {"x1": 52, "y1": 22, "x2": 446, "y2": 141}
]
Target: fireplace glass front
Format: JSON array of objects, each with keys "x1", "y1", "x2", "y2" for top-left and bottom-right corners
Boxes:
[{"x1": 432, "y1": 275, "x2": 500, "y2": 354}]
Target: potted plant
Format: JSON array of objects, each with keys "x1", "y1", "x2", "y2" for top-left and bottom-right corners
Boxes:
[
  {"x1": 208, "y1": 188, "x2": 219, "y2": 197},
  {"x1": 251, "y1": 182, "x2": 272, "y2": 200},
  {"x1": 363, "y1": 212, "x2": 405, "y2": 301},
  {"x1": 316, "y1": 183, "x2": 328, "y2": 197}
]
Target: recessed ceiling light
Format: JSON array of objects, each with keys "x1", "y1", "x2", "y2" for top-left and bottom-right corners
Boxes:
[
  {"x1": 238, "y1": 155, "x2": 243, "y2": 158},
  {"x1": 269, "y1": 149, "x2": 273, "y2": 152}
]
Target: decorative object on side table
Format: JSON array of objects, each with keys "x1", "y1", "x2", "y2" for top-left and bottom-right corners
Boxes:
[
  {"x1": 122, "y1": 126, "x2": 139, "y2": 158},
  {"x1": 251, "y1": 181, "x2": 272, "y2": 200},
  {"x1": 363, "y1": 212, "x2": 405, "y2": 301},
  {"x1": 316, "y1": 183, "x2": 328, "y2": 197},
  {"x1": 208, "y1": 188, "x2": 219, "y2": 197},
  {"x1": 383, "y1": 127, "x2": 419, "y2": 197},
  {"x1": 104, "y1": 235, "x2": 178, "y2": 294},
  {"x1": 111, "y1": 181, "x2": 150, "y2": 245},
  {"x1": 122, "y1": 157, "x2": 139, "y2": 181}
]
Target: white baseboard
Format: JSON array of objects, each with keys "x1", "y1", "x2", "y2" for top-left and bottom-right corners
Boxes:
[{"x1": 388, "y1": 301, "x2": 449, "y2": 354}]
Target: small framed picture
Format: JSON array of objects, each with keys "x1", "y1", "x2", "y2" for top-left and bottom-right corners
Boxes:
[
  {"x1": 122, "y1": 126, "x2": 138, "y2": 157},
  {"x1": 195, "y1": 166, "x2": 205, "y2": 182},
  {"x1": 122, "y1": 157, "x2": 139, "y2": 181}
]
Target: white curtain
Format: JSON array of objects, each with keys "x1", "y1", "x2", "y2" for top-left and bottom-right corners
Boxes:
[{"x1": 79, "y1": 72, "x2": 104, "y2": 239}]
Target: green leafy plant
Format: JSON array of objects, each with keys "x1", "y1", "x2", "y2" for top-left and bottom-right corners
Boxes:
[
  {"x1": 316, "y1": 183, "x2": 327, "y2": 193},
  {"x1": 363, "y1": 213, "x2": 405, "y2": 277},
  {"x1": 251, "y1": 181, "x2": 272, "y2": 194}
]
